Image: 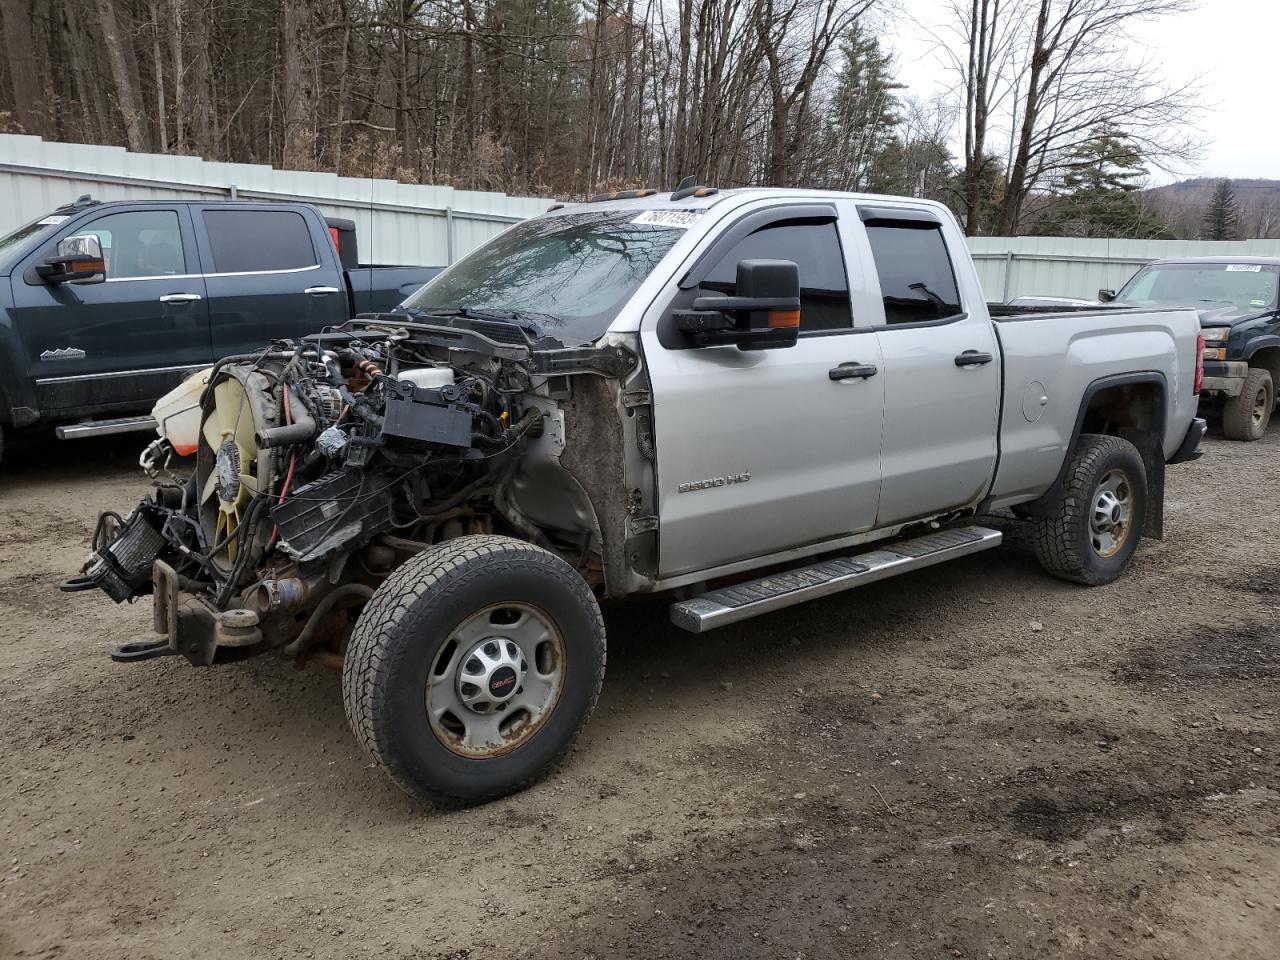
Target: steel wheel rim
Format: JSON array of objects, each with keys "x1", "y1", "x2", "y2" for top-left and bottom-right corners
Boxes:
[
  {"x1": 425, "y1": 602, "x2": 566, "y2": 759},
  {"x1": 1090, "y1": 468, "x2": 1133, "y2": 559},
  {"x1": 1252, "y1": 386, "x2": 1269, "y2": 426}
]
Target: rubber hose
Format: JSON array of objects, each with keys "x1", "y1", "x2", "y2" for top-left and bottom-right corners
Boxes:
[{"x1": 282, "y1": 584, "x2": 374, "y2": 658}]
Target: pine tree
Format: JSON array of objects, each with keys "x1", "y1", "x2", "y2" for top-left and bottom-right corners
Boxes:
[
  {"x1": 826, "y1": 22, "x2": 904, "y2": 191},
  {"x1": 1040, "y1": 128, "x2": 1169, "y2": 238},
  {"x1": 1202, "y1": 180, "x2": 1242, "y2": 241}
]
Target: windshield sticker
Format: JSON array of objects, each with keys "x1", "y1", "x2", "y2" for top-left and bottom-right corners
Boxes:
[
  {"x1": 37, "y1": 215, "x2": 70, "y2": 226},
  {"x1": 1225, "y1": 264, "x2": 1262, "y2": 272},
  {"x1": 631, "y1": 210, "x2": 703, "y2": 228}
]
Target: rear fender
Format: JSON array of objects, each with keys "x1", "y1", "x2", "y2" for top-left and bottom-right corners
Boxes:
[{"x1": 1017, "y1": 373, "x2": 1167, "y2": 540}]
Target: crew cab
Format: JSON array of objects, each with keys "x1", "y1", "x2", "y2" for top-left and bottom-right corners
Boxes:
[
  {"x1": 1100, "y1": 256, "x2": 1280, "y2": 440},
  {"x1": 72, "y1": 186, "x2": 1206, "y2": 807},
  {"x1": 0, "y1": 196, "x2": 441, "y2": 462}
]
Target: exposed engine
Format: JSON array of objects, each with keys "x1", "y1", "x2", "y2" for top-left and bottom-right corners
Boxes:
[{"x1": 66, "y1": 318, "x2": 601, "y2": 666}]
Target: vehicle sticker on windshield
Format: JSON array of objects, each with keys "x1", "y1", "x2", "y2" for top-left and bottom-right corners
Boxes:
[
  {"x1": 37, "y1": 215, "x2": 69, "y2": 226},
  {"x1": 1226, "y1": 264, "x2": 1262, "y2": 272},
  {"x1": 631, "y1": 210, "x2": 703, "y2": 228}
]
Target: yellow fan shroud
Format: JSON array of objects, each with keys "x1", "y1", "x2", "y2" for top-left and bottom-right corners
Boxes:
[{"x1": 195, "y1": 369, "x2": 278, "y2": 574}]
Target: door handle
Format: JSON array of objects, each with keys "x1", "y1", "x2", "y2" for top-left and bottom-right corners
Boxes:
[
  {"x1": 829, "y1": 362, "x2": 879, "y2": 381},
  {"x1": 304, "y1": 286, "x2": 341, "y2": 296},
  {"x1": 158, "y1": 293, "x2": 202, "y2": 304},
  {"x1": 954, "y1": 350, "x2": 993, "y2": 367}
]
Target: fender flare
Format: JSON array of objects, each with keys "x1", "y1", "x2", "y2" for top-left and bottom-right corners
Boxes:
[
  {"x1": 1016, "y1": 371, "x2": 1168, "y2": 527},
  {"x1": 1243, "y1": 335, "x2": 1280, "y2": 362},
  {"x1": 0, "y1": 322, "x2": 39, "y2": 428}
]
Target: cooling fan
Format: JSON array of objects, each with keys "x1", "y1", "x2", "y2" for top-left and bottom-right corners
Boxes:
[{"x1": 195, "y1": 367, "x2": 280, "y2": 575}]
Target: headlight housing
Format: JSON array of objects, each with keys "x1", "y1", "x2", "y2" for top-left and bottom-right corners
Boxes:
[{"x1": 1201, "y1": 326, "x2": 1232, "y2": 342}]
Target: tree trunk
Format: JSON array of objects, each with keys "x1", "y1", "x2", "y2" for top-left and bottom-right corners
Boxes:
[
  {"x1": 96, "y1": 0, "x2": 147, "y2": 151},
  {"x1": 148, "y1": 0, "x2": 167, "y2": 152},
  {"x1": 169, "y1": 0, "x2": 185, "y2": 152},
  {"x1": 1, "y1": 0, "x2": 52, "y2": 137},
  {"x1": 281, "y1": 0, "x2": 317, "y2": 170}
]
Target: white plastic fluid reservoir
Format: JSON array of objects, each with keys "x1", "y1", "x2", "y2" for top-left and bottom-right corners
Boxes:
[
  {"x1": 151, "y1": 367, "x2": 213, "y2": 456},
  {"x1": 398, "y1": 367, "x2": 455, "y2": 390}
]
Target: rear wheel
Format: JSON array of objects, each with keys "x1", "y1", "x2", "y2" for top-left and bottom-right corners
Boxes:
[
  {"x1": 1032, "y1": 434, "x2": 1147, "y2": 586},
  {"x1": 1222, "y1": 367, "x2": 1273, "y2": 441},
  {"x1": 342, "y1": 535, "x2": 606, "y2": 807}
]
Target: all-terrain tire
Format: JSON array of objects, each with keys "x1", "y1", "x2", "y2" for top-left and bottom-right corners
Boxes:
[
  {"x1": 342, "y1": 535, "x2": 606, "y2": 807},
  {"x1": 1221, "y1": 367, "x2": 1274, "y2": 441},
  {"x1": 1032, "y1": 434, "x2": 1147, "y2": 586}
]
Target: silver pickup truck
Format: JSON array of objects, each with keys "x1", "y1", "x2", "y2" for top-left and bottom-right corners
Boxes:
[{"x1": 70, "y1": 186, "x2": 1206, "y2": 807}]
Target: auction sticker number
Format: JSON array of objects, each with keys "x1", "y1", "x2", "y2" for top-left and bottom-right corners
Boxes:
[
  {"x1": 632, "y1": 210, "x2": 703, "y2": 228},
  {"x1": 1226, "y1": 264, "x2": 1263, "y2": 272}
]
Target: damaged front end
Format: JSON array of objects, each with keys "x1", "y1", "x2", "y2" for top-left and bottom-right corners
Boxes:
[{"x1": 65, "y1": 318, "x2": 645, "y2": 667}]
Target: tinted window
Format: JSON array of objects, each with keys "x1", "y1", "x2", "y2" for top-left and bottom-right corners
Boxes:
[
  {"x1": 865, "y1": 223, "x2": 963, "y2": 325},
  {"x1": 700, "y1": 221, "x2": 852, "y2": 332},
  {"x1": 203, "y1": 209, "x2": 316, "y2": 273},
  {"x1": 77, "y1": 210, "x2": 185, "y2": 279}
]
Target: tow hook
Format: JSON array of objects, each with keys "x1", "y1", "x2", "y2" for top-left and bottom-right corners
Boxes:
[{"x1": 110, "y1": 638, "x2": 178, "y2": 664}]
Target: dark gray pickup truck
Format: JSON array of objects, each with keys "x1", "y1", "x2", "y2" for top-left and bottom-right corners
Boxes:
[{"x1": 0, "y1": 196, "x2": 441, "y2": 462}]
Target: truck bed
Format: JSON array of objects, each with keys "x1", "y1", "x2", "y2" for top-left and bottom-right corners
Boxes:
[{"x1": 985, "y1": 305, "x2": 1202, "y2": 509}]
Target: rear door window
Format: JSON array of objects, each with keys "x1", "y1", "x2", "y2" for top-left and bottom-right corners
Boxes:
[
  {"x1": 698, "y1": 221, "x2": 853, "y2": 332},
  {"x1": 201, "y1": 209, "x2": 317, "y2": 273},
  {"x1": 865, "y1": 222, "x2": 963, "y2": 325}
]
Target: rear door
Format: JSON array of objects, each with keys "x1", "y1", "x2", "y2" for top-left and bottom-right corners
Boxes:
[
  {"x1": 855, "y1": 206, "x2": 1000, "y2": 525},
  {"x1": 10, "y1": 205, "x2": 210, "y2": 416},
  {"x1": 642, "y1": 203, "x2": 886, "y2": 578},
  {"x1": 192, "y1": 205, "x2": 348, "y2": 358}
]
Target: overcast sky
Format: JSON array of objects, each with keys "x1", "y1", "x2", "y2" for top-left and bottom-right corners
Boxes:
[{"x1": 883, "y1": 0, "x2": 1278, "y2": 184}]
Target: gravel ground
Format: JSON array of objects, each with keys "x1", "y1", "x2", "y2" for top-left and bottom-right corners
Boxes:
[{"x1": 1, "y1": 423, "x2": 1277, "y2": 960}]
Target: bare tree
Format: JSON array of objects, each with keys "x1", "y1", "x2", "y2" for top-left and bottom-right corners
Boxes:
[
  {"x1": 281, "y1": 0, "x2": 318, "y2": 170},
  {"x1": 1, "y1": 0, "x2": 52, "y2": 137},
  {"x1": 996, "y1": 0, "x2": 1201, "y2": 234}
]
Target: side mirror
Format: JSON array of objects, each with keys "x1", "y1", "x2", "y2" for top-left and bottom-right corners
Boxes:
[
  {"x1": 675, "y1": 259, "x2": 801, "y2": 350},
  {"x1": 1098, "y1": 288, "x2": 1117, "y2": 303},
  {"x1": 37, "y1": 234, "x2": 106, "y2": 284}
]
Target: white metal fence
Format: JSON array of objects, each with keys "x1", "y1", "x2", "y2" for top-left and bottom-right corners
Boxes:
[
  {"x1": 0, "y1": 134, "x2": 551, "y2": 266},
  {"x1": 7, "y1": 135, "x2": 1279, "y2": 296},
  {"x1": 969, "y1": 236, "x2": 1280, "y2": 303}
]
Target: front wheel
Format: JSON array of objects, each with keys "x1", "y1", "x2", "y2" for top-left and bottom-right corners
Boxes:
[
  {"x1": 1221, "y1": 367, "x2": 1273, "y2": 441},
  {"x1": 342, "y1": 535, "x2": 606, "y2": 807},
  {"x1": 1032, "y1": 434, "x2": 1147, "y2": 586}
]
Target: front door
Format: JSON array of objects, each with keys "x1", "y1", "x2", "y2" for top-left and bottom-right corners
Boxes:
[
  {"x1": 11, "y1": 206, "x2": 211, "y2": 416},
  {"x1": 859, "y1": 213, "x2": 1000, "y2": 526},
  {"x1": 642, "y1": 209, "x2": 885, "y2": 578}
]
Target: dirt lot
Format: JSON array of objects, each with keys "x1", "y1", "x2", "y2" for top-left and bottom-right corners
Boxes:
[{"x1": 1, "y1": 423, "x2": 1277, "y2": 960}]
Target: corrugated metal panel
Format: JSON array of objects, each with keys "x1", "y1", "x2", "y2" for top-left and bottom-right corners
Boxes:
[
  {"x1": 0, "y1": 134, "x2": 550, "y2": 265},
  {"x1": 8, "y1": 135, "x2": 1280, "y2": 290},
  {"x1": 969, "y1": 236, "x2": 1280, "y2": 302}
]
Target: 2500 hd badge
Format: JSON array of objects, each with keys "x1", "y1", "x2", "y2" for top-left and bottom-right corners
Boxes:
[{"x1": 677, "y1": 471, "x2": 752, "y2": 494}]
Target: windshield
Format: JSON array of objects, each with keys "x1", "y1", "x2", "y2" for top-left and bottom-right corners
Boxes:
[
  {"x1": 402, "y1": 210, "x2": 688, "y2": 346},
  {"x1": 1118, "y1": 262, "x2": 1280, "y2": 312},
  {"x1": 0, "y1": 214, "x2": 68, "y2": 258}
]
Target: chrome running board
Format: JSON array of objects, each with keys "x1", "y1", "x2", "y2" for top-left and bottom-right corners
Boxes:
[
  {"x1": 56, "y1": 416, "x2": 156, "y2": 440},
  {"x1": 669, "y1": 525, "x2": 1003, "y2": 633}
]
